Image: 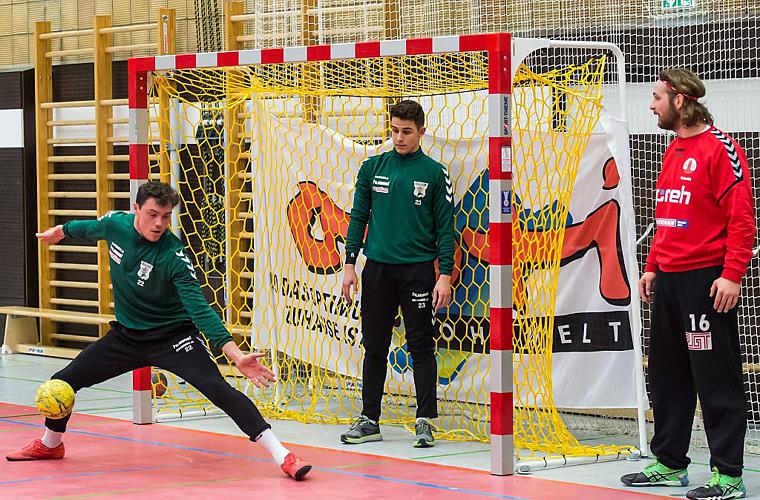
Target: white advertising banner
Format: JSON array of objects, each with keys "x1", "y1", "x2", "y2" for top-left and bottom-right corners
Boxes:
[{"x1": 251, "y1": 106, "x2": 643, "y2": 409}]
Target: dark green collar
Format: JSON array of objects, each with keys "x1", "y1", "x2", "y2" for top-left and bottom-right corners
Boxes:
[{"x1": 390, "y1": 147, "x2": 425, "y2": 160}]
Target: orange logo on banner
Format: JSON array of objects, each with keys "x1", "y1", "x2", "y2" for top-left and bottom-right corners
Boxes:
[
  {"x1": 287, "y1": 181, "x2": 351, "y2": 274},
  {"x1": 287, "y1": 181, "x2": 462, "y2": 282}
]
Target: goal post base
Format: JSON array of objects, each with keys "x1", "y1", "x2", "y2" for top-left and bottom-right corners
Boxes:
[{"x1": 516, "y1": 448, "x2": 641, "y2": 474}]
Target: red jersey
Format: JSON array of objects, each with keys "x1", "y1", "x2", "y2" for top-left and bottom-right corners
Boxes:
[{"x1": 645, "y1": 126, "x2": 755, "y2": 283}]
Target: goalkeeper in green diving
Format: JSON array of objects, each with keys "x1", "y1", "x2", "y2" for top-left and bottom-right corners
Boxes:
[{"x1": 6, "y1": 181, "x2": 312, "y2": 481}]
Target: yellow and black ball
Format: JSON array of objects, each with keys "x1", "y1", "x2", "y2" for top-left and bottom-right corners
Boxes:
[{"x1": 35, "y1": 379, "x2": 75, "y2": 419}]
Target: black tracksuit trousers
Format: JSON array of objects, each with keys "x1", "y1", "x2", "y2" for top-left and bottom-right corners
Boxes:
[
  {"x1": 360, "y1": 259, "x2": 438, "y2": 422},
  {"x1": 45, "y1": 321, "x2": 271, "y2": 440},
  {"x1": 649, "y1": 266, "x2": 746, "y2": 476}
]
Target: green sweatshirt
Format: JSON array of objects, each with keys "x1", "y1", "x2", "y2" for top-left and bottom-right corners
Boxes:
[
  {"x1": 345, "y1": 148, "x2": 455, "y2": 274},
  {"x1": 62, "y1": 211, "x2": 233, "y2": 348}
]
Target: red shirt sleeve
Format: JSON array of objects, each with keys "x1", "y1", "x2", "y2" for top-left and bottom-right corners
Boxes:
[
  {"x1": 709, "y1": 133, "x2": 755, "y2": 282},
  {"x1": 644, "y1": 241, "x2": 660, "y2": 274},
  {"x1": 644, "y1": 144, "x2": 675, "y2": 275}
]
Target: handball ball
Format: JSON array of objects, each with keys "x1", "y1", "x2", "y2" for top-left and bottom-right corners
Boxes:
[
  {"x1": 35, "y1": 379, "x2": 75, "y2": 419},
  {"x1": 152, "y1": 371, "x2": 168, "y2": 398}
]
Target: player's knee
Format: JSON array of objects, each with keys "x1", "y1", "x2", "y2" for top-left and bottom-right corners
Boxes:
[
  {"x1": 362, "y1": 345, "x2": 390, "y2": 363},
  {"x1": 406, "y1": 336, "x2": 435, "y2": 357},
  {"x1": 50, "y1": 370, "x2": 79, "y2": 392},
  {"x1": 202, "y1": 380, "x2": 237, "y2": 400},
  {"x1": 361, "y1": 338, "x2": 391, "y2": 358}
]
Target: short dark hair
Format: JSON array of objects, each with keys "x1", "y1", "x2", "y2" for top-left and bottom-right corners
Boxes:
[
  {"x1": 135, "y1": 181, "x2": 180, "y2": 207},
  {"x1": 658, "y1": 68, "x2": 713, "y2": 127},
  {"x1": 389, "y1": 100, "x2": 425, "y2": 129}
]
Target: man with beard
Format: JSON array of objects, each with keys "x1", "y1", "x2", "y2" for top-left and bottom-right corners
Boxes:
[{"x1": 620, "y1": 69, "x2": 754, "y2": 499}]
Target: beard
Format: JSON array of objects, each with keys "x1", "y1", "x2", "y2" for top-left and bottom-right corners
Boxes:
[{"x1": 657, "y1": 105, "x2": 679, "y2": 131}]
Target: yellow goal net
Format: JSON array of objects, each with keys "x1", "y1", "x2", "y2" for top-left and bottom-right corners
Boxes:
[{"x1": 137, "y1": 39, "x2": 635, "y2": 462}]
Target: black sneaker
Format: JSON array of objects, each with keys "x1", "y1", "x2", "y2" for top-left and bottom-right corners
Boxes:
[
  {"x1": 686, "y1": 467, "x2": 746, "y2": 499},
  {"x1": 413, "y1": 418, "x2": 435, "y2": 448},
  {"x1": 621, "y1": 458, "x2": 689, "y2": 487},
  {"x1": 340, "y1": 415, "x2": 382, "y2": 444}
]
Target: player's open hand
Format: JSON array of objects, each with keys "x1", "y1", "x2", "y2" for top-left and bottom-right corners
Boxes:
[
  {"x1": 638, "y1": 272, "x2": 657, "y2": 303},
  {"x1": 341, "y1": 264, "x2": 358, "y2": 301},
  {"x1": 432, "y1": 275, "x2": 452, "y2": 310},
  {"x1": 710, "y1": 277, "x2": 740, "y2": 313},
  {"x1": 235, "y1": 352, "x2": 276, "y2": 388},
  {"x1": 36, "y1": 225, "x2": 65, "y2": 244}
]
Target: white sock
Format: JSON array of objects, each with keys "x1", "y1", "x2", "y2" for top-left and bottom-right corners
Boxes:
[
  {"x1": 255, "y1": 429, "x2": 290, "y2": 465},
  {"x1": 41, "y1": 429, "x2": 63, "y2": 448},
  {"x1": 416, "y1": 417, "x2": 431, "y2": 424}
]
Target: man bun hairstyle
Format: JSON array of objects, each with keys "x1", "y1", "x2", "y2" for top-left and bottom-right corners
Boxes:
[
  {"x1": 135, "y1": 181, "x2": 180, "y2": 208},
  {"x1": 389, "y1": 100, "x2": 425, "y2": 129},
  {"x1": 658, "y1": 68, "x2": 713, "y2": 127}
]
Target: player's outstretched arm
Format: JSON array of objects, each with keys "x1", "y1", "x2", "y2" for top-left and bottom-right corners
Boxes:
[
  {"x1": 221, "y1": 341, "x2": 276, "y2": 388},
  {"x1": 47, "y1": 213, "x2": 113, "y2": 243},
  {"x1": 36, "y1": 225, "x2": 65, "y2": 244}
]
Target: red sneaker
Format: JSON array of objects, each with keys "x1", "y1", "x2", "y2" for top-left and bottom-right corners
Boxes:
[
  {"x1": 281, "y1": 452, "x2": 311, "y2": 481},
  {"x1": 6, "y1": 439, "x2": 65, "y2": 461}
]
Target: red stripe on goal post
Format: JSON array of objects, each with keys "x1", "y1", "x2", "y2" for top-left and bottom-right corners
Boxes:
[
  {"x1": 307, "y1": 45, "x2": 332, "y2": 61},
  {"x1": 355, "y1": 41, "x2": 381, "y2": 58},
  {"x1": 128, "y1": 144, "x2": 149, "y2": 180},
  {"x1": 489, "y1": 308, "x2": 513, "y2": 352},
  {"x1": 490, "y1": 391, "x2": 514, "y2": 436},
  {"x1": 217, "y1": 51, "x2": 239, "y2": 67},
  {"x1": 127, "y1": 62, "x2": 149, "y2": 109},
  {"x1": 133, "y1": 368, "x2": 151, "y2": 391},
  {"x1": 489, "y1": 221, "x2": 512, "y2": 267},
  {"x1": 175, "y1": 54, "x2": 197, "y2": 69},
  {"x1": 261, "y1": 48, "x2": 284, "y2": 64},
  {"x1": 406, "y1": 38, "x2": 433, "y2": 55}
]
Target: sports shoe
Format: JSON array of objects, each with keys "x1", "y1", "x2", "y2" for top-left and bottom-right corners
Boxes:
[
  {"x1": 6, "y1": 439, "x2": 65, "y2": 461},
  {"x1": 413, "y1": 418, "x2": 435, "y2": 448},
  {"x1": 686, "y1": 467, "x2": 746, "y2": 499},
  {"x1": 280, "y1": 452, "x2": 312, "y2": 481},
  {"x1": 620, "y1": 458, "x2": 688, "y2": 486},
  {"x1": 340, "y1": 415, "x2": 382, "y2": 444}
]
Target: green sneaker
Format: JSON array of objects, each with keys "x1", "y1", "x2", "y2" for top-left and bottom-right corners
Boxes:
[
  {"x1": 340, "y1": 415, "x2": 382, "y2": 444},
  {"x1": 413, "y1": 418, "x2": 435, "y2": 448},
  {"x1": 620, "y1": 458, "x2": 689, "y2": 487},
  {"x1": 686, "y1": 467, "x2": 746, "y2": 500}
]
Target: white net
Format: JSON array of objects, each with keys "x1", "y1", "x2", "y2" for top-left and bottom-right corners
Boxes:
[{"x1": 501, "y1": 0, "x2": 760, "y2": 454}]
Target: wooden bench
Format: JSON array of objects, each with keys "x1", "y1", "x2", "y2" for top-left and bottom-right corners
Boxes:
[{"x1": 0, "y1": 306, "x2": 114, "y2": 359}]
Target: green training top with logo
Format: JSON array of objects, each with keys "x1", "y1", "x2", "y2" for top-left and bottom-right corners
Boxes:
[
  {"x1": 344, "y1": 148, "x2": 455, "y2": 275},
  {"x1": 62, "y1": 211, "x2": 233, "y2": 348}
]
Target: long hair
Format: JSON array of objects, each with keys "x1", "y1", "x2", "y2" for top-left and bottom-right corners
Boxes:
[{"x1": 658, "y1": 68, "x2": 713, "y2": 127}]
